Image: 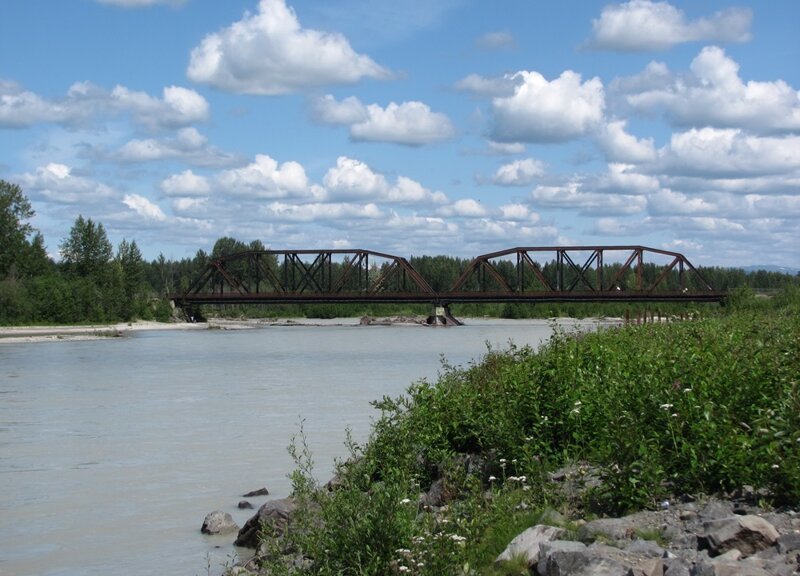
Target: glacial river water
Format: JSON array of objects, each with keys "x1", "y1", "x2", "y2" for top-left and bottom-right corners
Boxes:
[{"x1": 0, "y1": 318, "x2": 608, "y2": 576}]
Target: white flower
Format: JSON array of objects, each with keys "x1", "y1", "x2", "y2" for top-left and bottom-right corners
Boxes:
[
  {"x1": 772, "y1": 464, "x2": 780, "y2": 469},
  {"x1": 399, "y1": 498, "x2": 411, "y2": 505},
  {"x1": 660, "y1": 403, "x2": 673, "y2": 410},
  {"x1": 488, "y1": 475, "x2": 497, "y2": 482},
  {"x1": 450, "y1": 534, "x2": 467, "y2": 542}
]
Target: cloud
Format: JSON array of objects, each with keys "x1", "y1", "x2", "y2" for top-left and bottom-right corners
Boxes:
[
  {"x1": 351, "y1": 101, "x2": 456, "y2": 146},
  {"x1": 589, "y1": 0, "x2": 751, "y2": 52},
  {"x1": 122, "y1": 194, "x2": 167, "y2": 221},
  {"x1": 312, "y1": 95, "x2": 455, "y2": 145},
  {"x1": 490, "y1": 71, "x2": 605, "y2": 143},
  {"x1": 620, "y1": 47, "x2": 800, "y2": 133},
  {"x1": 476, "y1": 31, "x2": 515, "y2": 50},
  {"x1": 16, "y1": 163, "x2": 116, "y2": 204},
  {"x1": 171, "y1": 197, "x2": 208, "y2": 216},
  {"x1": 309, "y1": 95, "x2": 367, "y2": 124},
  {"x1": 596, "y1": 163, "x2": 660, "y2": 194},
  {"x1": 531, "y1": 181, "x2": 647, "y2": 216},
  {"x1": 114, "y1": 128, "x2": 239, "y2": 166},
  {"x1": 386, "y1": 176, "x2": 447, "y2": 204},
  {"x1": 492, "y1": 158, "x2": 545, "y2": 186},
  {"x1": 596, "y1": 120, "x2": 656, "y2": 163},
  {"x1": 0, "y1": 80, "x2": 208, "y2": 130},
  {"x1": 216, "y1": 154, "x2": 311, "y2": 199},
  {"x1": 323, "y1": 156, "x2": 387, "y2": 199},
  {"x1": 439, "y1": 198, "x2": 488, "y2": 218},
  {"x1": 262, "y1": 201, "x2": 382, "y2": 222},
  {"x1": 159, "y1": 169, "x2": 210, "y2": 197},
  {"x1": 454, "y1": 73, "x2": 519, "y2": 98},
  {"x1": 323, "y1": 156, "x2": 447, "y2": 204},
  {"x1": 498, "y1": 203, "x2": 539, "y2": 222},
  {"x1": 656, "y1": 128, "x2": 800, "y2": 178},
  {"x1": 186, "y1": 0, "x2": 390, "y2": 95}
]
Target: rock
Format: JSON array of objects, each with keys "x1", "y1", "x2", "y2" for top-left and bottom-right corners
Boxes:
[
  {"x1": 201, "y1": 510, "x2": 239, "y2": 535},
  {"x1": 238, "y1": 500, "x2": 253, "y2": 509},
  {"x1": 495, "y1": 524, "x2": 565, "y2": 567},
  {"x1": 776, "y1": 532, "x2": 800, "y2": 554},
  {"x1": 701, "y1": 515, "x2": 780, "y2": 556},
  {"x1": 235, "y1": 497, "x2": 296, "y2": 549},
  {"x1": 537, "y1": 540, "x2": 630, "y2": 576},
  {"x1": 242, "y1": 487, "x2": 270, "y2": 497}
]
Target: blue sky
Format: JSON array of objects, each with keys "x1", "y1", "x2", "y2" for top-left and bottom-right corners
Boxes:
[{"x1": 1, "y1": 0, "x2": 799, "y2": 269}]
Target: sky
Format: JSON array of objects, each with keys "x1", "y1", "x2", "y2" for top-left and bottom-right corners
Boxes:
[{"x1": 1, "y1": 0, "x2": 799, "y2": 270}]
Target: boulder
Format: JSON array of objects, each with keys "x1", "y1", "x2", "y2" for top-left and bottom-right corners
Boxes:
[
  {"x1": 201, "y1": 510, "x2": 239, "y2": 535},
  {"x1": 235, "y1": 497, "x2": 296, "y2": 549},
  {"x1": 701, "y1": 515, "x2": 779, "y2": 556},
  {"x1": 495, "y1": 524, "x2": 565, "y2": 567},
  {"x1": 238, "y1": 500, "x2": 253, "y2": 509},
  {"x1": 242, "y1": 487, "x2": 270, "y2": 497}
]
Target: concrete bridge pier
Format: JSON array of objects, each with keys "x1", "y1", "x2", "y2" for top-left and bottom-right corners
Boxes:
[{"x1": 426, "y1": 304, "x2": 463, "y2": 326}]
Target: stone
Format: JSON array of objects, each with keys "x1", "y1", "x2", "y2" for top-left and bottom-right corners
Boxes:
[
  {"x1": 702, "y1": 515, "x2": 780, "y2": 556},
  {"x1": 235, "y1": 497, "x2": 296, "y2": 549},
  {"x1": 495, "y1": 524, "x2": 565, "y2": 567},
  {"x1": 201, "y1": 510, "x2": 239, "y2": 535},
  {"x1": 238, "y1": 500, "x2": 253, "y2": 509},
  {"x1": 242, "y1": 487, "x2": 269, "y2": 497},
  {"x1": 776, "y1": 532, "x2": 800, "y2": 554}
]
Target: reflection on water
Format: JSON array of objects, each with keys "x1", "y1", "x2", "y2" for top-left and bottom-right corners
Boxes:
[{"x1": 0, "y1": 319, "x2": 606, "y2": 576}]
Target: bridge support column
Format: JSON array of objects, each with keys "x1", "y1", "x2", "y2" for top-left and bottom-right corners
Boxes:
[{"x1": 426, "y1": 304, "x2": 463, "y2": 326}]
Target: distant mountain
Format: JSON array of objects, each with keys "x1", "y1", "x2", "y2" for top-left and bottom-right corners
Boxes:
[{"x1": 741, "y1": 265, "x2": 799, "y2": 276}]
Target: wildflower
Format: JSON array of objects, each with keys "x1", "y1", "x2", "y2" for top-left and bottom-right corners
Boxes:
[
  {"x1": 399, "y1": 498, "x2": 411, "y2": 505},
  {"x1": 671, "y1": 413, "x2": 678, "y2": 418},
  {"x1": 683, "y1": 388, "x2": 692, "y2": 393},
  {"x1": 574, "y1": 400, "x2": 582, "y2": 407},
  {"x1": 499, "y1": 458, "x2": 507, "y2": 464},
  {"x1": 660, "y1": 403, "x2": 673, "y2": 410},
  {"x1": 488, "y1": 475, "x2": 497, "y2": 482},
  {"x1": 398, "y1": 566, "x2": 410, "y2": 573},
  {"x1": 450, "y1": 534, "x2": 467, "y2": 542},
  {"x1": 772, "y1": 464, "x2": 780, "y2": 469}
]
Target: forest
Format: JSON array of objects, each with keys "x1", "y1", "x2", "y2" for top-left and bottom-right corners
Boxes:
[{"x1": 1, "y1": 179, "x2": 798, "y2": 325}]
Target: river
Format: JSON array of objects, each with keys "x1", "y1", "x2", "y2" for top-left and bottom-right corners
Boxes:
[{"x1": 0, "y1": 318, "x2": 606, "y2": 576}]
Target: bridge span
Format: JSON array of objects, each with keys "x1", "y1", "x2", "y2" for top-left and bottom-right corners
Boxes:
[{"x1": 171, "y1": 246, "x2": 725, "y2": 316}]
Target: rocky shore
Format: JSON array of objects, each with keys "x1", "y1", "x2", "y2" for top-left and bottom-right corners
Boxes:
[{"x1": 205, "y1": 467, "x2": 800, "y2": 576}]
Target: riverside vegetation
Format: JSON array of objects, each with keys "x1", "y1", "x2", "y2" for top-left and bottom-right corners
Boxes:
[{"x1": 230, "y1": 289, "x2": 800, "y2": 575}]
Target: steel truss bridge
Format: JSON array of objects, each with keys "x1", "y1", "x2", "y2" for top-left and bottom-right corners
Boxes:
[{"x1": 171, "y1": 246, "x2": 725, "y2": 312}]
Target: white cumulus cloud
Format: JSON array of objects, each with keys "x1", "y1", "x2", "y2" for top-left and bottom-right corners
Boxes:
[
  {"x1": 596, "y1": 120, "x2": 656, "y2": 163},
  {"x1": 622, "y1": 47, "x2": 800, "y2": 133},
  {"x1": 123, "y1": 194, "x2": 167, "y2": 221},
  {"x1": 16, "y1": 163, "x2": 115, "y2": 204},
  {"x1": 492, "y1": 158, "x2": 545, "y2": 186},
  {"x1": 160, "y1": 170, "x2": 210, "y2": 197},
  {"x1": 186, "y1": 0, "x2": 390, "y2": 95},
  {"x1": 589, "y1": 0, "x2": 751, "y2": 51},
  {"x1": 490, "y1": 70, "x2": 605, "y2": 143},
  {"x1": 0, "y1": 81, "x2": 208, "y2": 129},
  {"x1": 217, "y1": 154, "x2": 310, "y2": 199},
  {"x1": 350, "y1": 101, "x2": 455, "y2": 146}
]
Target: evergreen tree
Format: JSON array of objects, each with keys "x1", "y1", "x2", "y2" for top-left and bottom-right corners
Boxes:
[
  {"x1": 0, "y1": 180, "x2": 36, "y2": 279},
  {"x1": 59, "y1": 215, "x2": 113, "y2": 279}
]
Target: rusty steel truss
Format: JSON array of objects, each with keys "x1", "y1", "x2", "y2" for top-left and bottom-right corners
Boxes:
[{"x1": 172, "y1": 246, "x2": 725, "y2": 308}]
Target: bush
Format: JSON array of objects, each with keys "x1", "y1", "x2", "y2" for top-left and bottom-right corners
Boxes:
[{"x1": 257, "y1": 307, "x2": 800, "y2": 575}]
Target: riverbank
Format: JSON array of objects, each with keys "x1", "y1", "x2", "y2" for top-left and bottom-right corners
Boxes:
[
  {"x1": 0, "y1": 320, "x2": 210, "y2": 344},
  {"x1": 235, "y1": 306, "x2": 800, "y2": 575},
  {"x1": 0, "y1": 316, "x2": 618, "y2": 344}
]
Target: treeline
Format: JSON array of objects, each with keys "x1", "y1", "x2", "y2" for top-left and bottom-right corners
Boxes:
[{"x1": 1, "y1": 179, "x2": 798, "y2": 325}]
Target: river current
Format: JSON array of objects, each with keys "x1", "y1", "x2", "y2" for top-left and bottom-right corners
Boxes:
[{"x1": 0, "y1": 318, "x2": 605, "y2": 576}]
